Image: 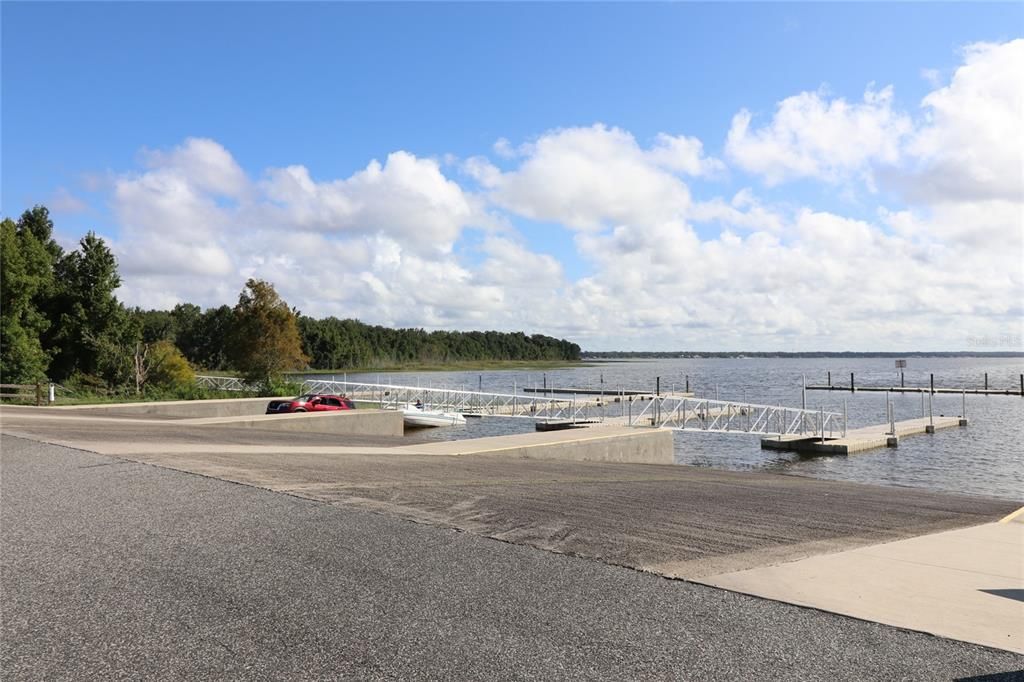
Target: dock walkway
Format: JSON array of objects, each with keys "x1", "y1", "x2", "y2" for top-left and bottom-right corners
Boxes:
[{"x1": 761, "y1": 416, "x2": 965, "y2": 454}]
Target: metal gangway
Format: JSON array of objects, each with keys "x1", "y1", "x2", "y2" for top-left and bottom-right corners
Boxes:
[
  {"x1": 300, "y1": 378, "x2": 843, "y2": 436},
  {"x1": 300, "y1": 378, "x2": 605, "y2": 423},
  {"x1": 625, "y1": 394, "x2": 845, "y2": 438}
]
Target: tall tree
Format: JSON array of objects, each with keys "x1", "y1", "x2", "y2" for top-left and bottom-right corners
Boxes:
[
  {"x1": 228, "y1": 279, "x2": 308, "y2": 385},
  {"x1": 0, "y1": 219, "x2": 53, "y2": 382},
  {"x1": 47, "y1": 232, "x2": 127, "y2": 381}
]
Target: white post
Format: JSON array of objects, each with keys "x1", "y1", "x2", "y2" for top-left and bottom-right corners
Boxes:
[
  {"x1": 962, "y1": 390, "x2": 966, "y2": 419},
  {"x1": 843, "y1": 399, "x2": 848, "y2": 437},
  {"x1": 48, "y1": 383, "x2": 55, "y2": 404},
  {"x1": 801, "y1": 374, "x2": 807, "y2": 411},
  {"x1": 929, "y1": 391, "x2": 933, "y2": 426}
]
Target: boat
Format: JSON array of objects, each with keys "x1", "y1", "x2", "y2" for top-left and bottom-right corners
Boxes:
[{"x1": 399, "y1": 403, "x2": 467, "y2": 428}]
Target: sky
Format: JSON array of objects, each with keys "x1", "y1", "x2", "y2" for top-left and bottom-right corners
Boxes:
[{"x1": 2, "y1": 2, "x2": 1022, "y2": 351}]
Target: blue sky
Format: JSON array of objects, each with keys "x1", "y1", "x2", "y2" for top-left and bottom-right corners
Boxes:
[{"x1": 3, "y1": 2, "x2": 1022, "y2": 350}]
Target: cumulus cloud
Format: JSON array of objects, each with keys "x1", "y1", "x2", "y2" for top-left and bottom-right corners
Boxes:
[
  {"x1": 258, "y1": 151, "x2": 475, "y2": 252},
  {"x1": 484, "y1": 124, "x2": 721, "y2": 231},
  {"x1": 725, "y1": 85, "x2": 912, "y2": 186},
  {"x1": 95, "y1": 39, "x2": 1023, "y2": 350},
  {"x1": 903, "y1": 39, "x2": 1024, "y2": 203}
]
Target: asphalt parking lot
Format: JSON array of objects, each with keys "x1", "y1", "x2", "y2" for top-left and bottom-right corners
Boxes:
[{"x1": 3, "y1": 436, "x2": 1022, "y2": 680}]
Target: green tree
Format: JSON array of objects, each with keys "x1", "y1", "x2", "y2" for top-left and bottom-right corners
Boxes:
[
  {"x1": 0, "y1": 218, "x2": 53, "y2": 382},
  {"x1": 48, "y1": 232, "x2": 127, "y2": 382},
  {"x1": 228, "y1": 279, "x2": 308, "y2": 386}
]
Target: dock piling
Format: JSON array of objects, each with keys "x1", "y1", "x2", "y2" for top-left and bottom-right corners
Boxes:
[
  {"x1": 851, "y1": 372, "x2": 855, "y2": 392},
  {"x1": 930, "y1": 374, "x2": 934, "y2": 394},
  {"x1": 985, "y1": 373, "x2": 988, "y2": 391}
]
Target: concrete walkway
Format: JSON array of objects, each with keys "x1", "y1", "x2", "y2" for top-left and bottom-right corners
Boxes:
[{"x1": 702, "y1": 510, "x2": 1024, "y2": 653}]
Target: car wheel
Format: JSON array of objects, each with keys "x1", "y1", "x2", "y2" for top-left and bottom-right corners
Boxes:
[{"x1": 293, "y1": 408, "x2": 306, "y2": 412}]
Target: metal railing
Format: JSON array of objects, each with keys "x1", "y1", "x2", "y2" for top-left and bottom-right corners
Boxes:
[
  {"x1": 628, "y1": 395, "x2": 845, "y2": 437},
  {"x1": 195, "y1": 375, "x2": 250, "y2": 392},
  {"x1": 300, "y1": 378, "x2": 604, "y2": 423}
]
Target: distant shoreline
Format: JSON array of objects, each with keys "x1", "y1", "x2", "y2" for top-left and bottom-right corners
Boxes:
[{"x1": 582, "y1": 351, "x2": 1024, "y2": 359}]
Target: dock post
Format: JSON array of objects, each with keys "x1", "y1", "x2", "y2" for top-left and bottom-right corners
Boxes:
[
  {"x1": 820, "y1": 407, "x2": 825, "y2": 443},
  {"x1": 930, "y1": 373, "x2": 934, "y2": 394},
  {"x1": 715, "y1": 384, "x2": 720, "y2": 401},
  {"x1": 1020, "y1": 373, "x2": 1023, "y2": 396},
  {"x1": 927, "y1": 391, "x2": 934, "y2": 432},
  {"x1": 801, "y1": 375, "x2": 806, "y2": 410},
  {"x1": 628, "y1": 399, "x2": 632, "y2": 426},
  {"x1": 921, "y1": 392, "x2": 925, "y2": 418},
  {"x1": 962, "y1": 390, "x2": 966, "y2": 420},
  {"x1": 985, "y1": 373, "x2": 988, "y2": 391},
  {"x1": 685, "y1": 375, "x2": 689, "y2": 393},
  {"x1": 655, "y1": 377, "x2": 661, "y2": 424},
  {"x1": 843, "y1": 399, "x2": 848, "y2": 437},
  {"x1": 827, "y1": 371, "x2": 831, "y2": 387},
  {"x1": 851, "y1": 372, "x2": 855, "y2": 392},
  {"x1": 901, "y1": 371, "x2": 904, "y2": 388}
]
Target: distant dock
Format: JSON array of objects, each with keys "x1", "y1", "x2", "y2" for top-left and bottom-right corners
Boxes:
[
  {"x1": 807, "y1": 371, "x2": 1024, "y2": 396},
  {"x1": 761, "y1": 416, "x2": 966, "y2": 455},
  {"x1": 522, "y1": 387, "x2": 694, "y2": 398}
]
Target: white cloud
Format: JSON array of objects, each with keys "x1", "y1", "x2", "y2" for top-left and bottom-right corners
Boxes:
[
  {"x1": 903, "y1": 39, "x2": 1024, "y2": 203},
  {"x1": 257, "y1": 151, "x2": 475, "y2": 253},
  {"x1": 485, "y1": 124, "x2": 722, "y2": 231},
  {"x1": 726, "y1": 85, "x2": 912, "y2": 186},
  {"x1": 98, "y1": 40, "x2": 1023, "y2": 350}
]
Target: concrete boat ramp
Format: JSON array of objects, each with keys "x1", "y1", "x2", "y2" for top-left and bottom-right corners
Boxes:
[{"x1": 1, "y1": 398, "x2": 1021, "y2": 676}]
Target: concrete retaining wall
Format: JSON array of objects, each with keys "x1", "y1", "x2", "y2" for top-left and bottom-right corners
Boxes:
[
  {"x1": 184, "y1": 409, "x2": 405, "y2": 438},
  {"x1": 55, "y1": 397, "x2": 274, "y2": 419},
  {"x1": 407, "y1": 426, "x2": 675, "y2": 464}
]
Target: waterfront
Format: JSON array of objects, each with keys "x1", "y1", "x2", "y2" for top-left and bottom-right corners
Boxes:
[{"x1": 317, "y1": 357, "x2": 1024, "y2": 501}]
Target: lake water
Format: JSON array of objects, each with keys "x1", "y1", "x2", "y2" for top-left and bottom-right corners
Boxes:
[{"x1": 303, "y1": 357, "x2": 1023, "y2": 502}]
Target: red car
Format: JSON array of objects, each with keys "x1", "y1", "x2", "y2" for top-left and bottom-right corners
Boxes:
[{"x1": 266, "y1": 394, "x2": 356, "y2": 414}]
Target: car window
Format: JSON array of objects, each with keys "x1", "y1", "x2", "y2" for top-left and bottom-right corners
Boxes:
[{"x1": 323, "y1": 397, "x2": 340, "y2": 407}]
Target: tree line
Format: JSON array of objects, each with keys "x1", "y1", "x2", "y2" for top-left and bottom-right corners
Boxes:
[{"x1": 1, "y1": 205, "x2": 580, "y2": 396}]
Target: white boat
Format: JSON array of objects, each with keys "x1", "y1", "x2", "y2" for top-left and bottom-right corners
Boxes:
[{"x1": 400, "y1": 403, "x2": 467, "y2": 428}]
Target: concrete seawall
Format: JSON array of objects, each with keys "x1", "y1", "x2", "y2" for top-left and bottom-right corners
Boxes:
[
  {"x1": 184, "y1": 409, "x2": 405, "y2": 438},
  {"x1": 53, "y1": 396, "x2": 272, "y2": 419},
  {"x1": 403, "y1": 426, "x2": 675, "y2": 464}
]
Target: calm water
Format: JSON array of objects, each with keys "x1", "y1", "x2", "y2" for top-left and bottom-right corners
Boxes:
[{"x1": 304, "y1": 358, "x2": 1024, "y2": 501}]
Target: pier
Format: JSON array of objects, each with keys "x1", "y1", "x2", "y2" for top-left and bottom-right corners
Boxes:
[
  {"x1": 806, "y1": 371, "x2": 1024, "y2": 395},
  {"x1": 761, "y1": 415, "x2": 966, "y2": 454}
]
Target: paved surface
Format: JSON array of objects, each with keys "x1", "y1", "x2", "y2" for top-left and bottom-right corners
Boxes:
[
  {"x1": 3, "y1": 436, "x2": 1023, "y2": 680},
  {"x1": 704, "y1": 517, "x2": 1024, "y2": 653},
  {"x1": 104, "y1": 446, "x2": 1016, "y2": 579}
]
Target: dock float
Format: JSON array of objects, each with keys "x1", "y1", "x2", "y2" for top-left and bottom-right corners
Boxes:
[
  {"x1": 807, "y1": 385, "x2": 1021, "y2": 395},
  {"x1": 522, "y1": 387, "x2": 693, "y2": 397},
  {"x1": 761, "y1": 416, "x2": 966, "y2": 455}
]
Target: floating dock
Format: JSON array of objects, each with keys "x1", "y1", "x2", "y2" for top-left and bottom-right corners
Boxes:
[
  {"x1": 761, "y1": 416, "x2": 966, "y2": 454},
  {"x1": 522, "y1": 387, "x2": 694, "y2": 398},
  {"x1": 807, "y1": 385, "x2": 1021, "y2": 395}
]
